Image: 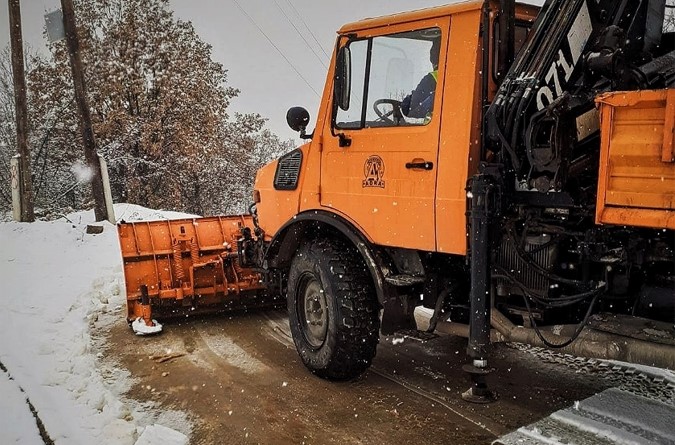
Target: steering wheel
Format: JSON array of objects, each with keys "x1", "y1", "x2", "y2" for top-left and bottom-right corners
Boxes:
[{"x1": 373, "y1": 99, "x2": 403, "y2": 125}]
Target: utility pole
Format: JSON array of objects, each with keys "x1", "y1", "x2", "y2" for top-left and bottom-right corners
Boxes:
[
  {"x1": 8, "y1": 0, "x2": 35, "y2": 222},
  {"x1": 60, "y1": 0, "x2": 106, "y2": 221}
]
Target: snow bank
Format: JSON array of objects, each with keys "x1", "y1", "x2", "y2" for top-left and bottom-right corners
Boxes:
[
  {"x1": 0, "y1": 204, "x2": 195, "y2": 445},
  {"x1": 134, "y1": 424, "x2": 188, "y2": 445},
  {"x1": 498, "y1": 388, "x2": 675, "y2": 444},
  {"x1": 114, "y1": 203, "x2": 198, "y2": 222}
]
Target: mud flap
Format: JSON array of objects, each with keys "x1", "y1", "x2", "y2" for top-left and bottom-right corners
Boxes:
[{"x1": 381, "y1": 294, "x2": 418, "y2": 335}]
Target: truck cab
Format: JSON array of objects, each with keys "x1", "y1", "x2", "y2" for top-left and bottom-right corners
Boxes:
[{"x1": 255, "y1": 1, "x2": 537, "y2": 256}]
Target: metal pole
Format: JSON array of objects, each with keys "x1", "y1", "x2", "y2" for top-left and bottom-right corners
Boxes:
[
  {"x1": 10, "y1": 154, "x2": 22, "y2": 221},
  {"x1": 8, "y1": 0, "x2": 35, "y2": 222},
  {"x1": 98, "y1": 154, "x2": 115, "y2": 224},
  {"x1": 60, "y1": 0, "x2": 107, "y2": 222}
]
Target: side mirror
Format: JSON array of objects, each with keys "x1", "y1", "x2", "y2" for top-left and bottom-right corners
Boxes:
[
  {"x1": 334, "y1": 45, "x2": 351, "y2": 111},
  {"x1": 286, "y1": 106, "x2": 312, "y2": 139}
]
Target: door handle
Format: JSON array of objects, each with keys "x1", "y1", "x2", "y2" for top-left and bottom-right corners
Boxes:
[{"x1": 405, "y1": 161, "x2": 434, "y2": 170}]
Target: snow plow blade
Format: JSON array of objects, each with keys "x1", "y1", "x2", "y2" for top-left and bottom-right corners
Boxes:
[{"x1": 117, "y1": 215, "x2": 277, "y2": 332}]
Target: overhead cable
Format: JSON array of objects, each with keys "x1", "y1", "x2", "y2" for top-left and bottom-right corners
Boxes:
[
  {"x1": 283, "y1": 0, "x2": 331, "y2": 60},
  {"x1": 273, "y1": 0, "x2": 328, "y2": 68},
  {"x1": 230, "y1": 0, "x2": 321, "y2": 98}
]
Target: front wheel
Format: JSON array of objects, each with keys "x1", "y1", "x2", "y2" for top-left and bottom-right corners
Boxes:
[{"x1": 287, "y1": 239, "x2": 380, "y2": 380}]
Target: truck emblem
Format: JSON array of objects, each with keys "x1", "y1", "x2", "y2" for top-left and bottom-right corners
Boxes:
[{"x1": 362, "y1": 155, "x2": 385, "y2": 188}]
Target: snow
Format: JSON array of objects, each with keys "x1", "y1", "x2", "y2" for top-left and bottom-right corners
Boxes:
[
  {"x1": 134, "y1": 425, "x2": 188, "y2": 445},
  {"x1": 0, "y1": 371, "x2": 43, "y2": 445},
  {"x1": 552, "y1": 388, "x2": 675, "y2": 444},
  {"x1": 605, "y1": 361, "x2": 675, "y2": 386},
  {"x1": 115, "y1": 203, "x2": 198, "y2": 222},
  {"x1": 131, "y1": 317, "x2": 163, "y2": 335},
  {"x1": 70, "y1": 161, "x2": 95, "y2": 183},
  {"x1": 0, "y1": 204, "x2": 195, "y2": 445},
  {"x1": 498, "y1": 388, "x2": 675, "y2": 444}
]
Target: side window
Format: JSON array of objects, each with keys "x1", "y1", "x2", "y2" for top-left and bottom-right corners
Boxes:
[{"x1": 335, "y1": 28, "x2": 441, "y2": 130}]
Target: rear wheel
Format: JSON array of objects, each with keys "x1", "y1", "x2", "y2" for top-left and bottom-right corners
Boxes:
[{"x1": 287, "y1": 238, "x2": 380, "y2": 380}]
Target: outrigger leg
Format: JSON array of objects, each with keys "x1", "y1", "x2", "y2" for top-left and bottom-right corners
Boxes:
[{"x1": 462, "y1": 170, "x2": 498, "y2": 403}]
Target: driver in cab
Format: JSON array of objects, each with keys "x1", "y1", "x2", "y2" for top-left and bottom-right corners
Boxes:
[{"x1": 401, "y1": 38, "x2": 440, "y2": 120}]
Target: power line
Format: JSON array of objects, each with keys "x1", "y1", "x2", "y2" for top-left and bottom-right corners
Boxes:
[
  {"x1": 283, "y1": 0, "x2": 331, "y2": 60},
  {"x1": 273, "y1": 0, "x2": 328, "y2": 68},
  {"x1": 230, "y1": 0, "x2": 321, "y2": 98}
]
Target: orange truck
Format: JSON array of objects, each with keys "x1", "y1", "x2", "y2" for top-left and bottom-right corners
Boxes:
[{"x1": 118, "y1": 0, "x2": 674, "y2": 400}]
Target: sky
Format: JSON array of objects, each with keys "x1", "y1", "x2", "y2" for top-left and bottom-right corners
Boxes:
[{"x1": 0, "y1": 0, "x2": 541, "y2": 141}]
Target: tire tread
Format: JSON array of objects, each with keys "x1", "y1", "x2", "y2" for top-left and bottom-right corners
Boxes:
[{"x1": 289, "y1": 238, "x2": 380, "y2": 380}]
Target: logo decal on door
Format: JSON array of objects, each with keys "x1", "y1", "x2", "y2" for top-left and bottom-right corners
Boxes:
[{"x1": 363, "y1": 155, "x2": 385, "y2": 188}]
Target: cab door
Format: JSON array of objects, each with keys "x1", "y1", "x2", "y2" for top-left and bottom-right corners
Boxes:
[{"x1": 320, "y1": 18, "x2": 449, "y2": 252}]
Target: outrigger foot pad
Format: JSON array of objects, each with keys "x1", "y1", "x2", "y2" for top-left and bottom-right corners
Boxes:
[
  {"x1": 132, "y1": 317, "x2": 163, "y2": 336},
  {"x1": 462, "y1": 363, "x2": 498, "y2": 404}
]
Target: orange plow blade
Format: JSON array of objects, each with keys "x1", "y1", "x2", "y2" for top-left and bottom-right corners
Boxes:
[{"x1": 117, "y1": 215, "x2": 278, "y2": 334}]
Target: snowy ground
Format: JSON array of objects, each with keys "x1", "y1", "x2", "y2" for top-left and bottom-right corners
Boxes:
[{"x1": 0, "y1": 204, "x2": 194, "y2": 445}]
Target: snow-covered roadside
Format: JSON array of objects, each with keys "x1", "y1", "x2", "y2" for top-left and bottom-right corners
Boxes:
[
  {"x1": 0, "y1": 204, "x2": 193, "y2": 445},
  {"x1": 0, "y1": 368, "x2": 43, "y2": 444}
]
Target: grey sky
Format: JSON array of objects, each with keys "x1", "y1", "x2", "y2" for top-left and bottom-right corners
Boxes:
[{"x1": 0, "y1": 0, "x2": 541, "y2": 141}]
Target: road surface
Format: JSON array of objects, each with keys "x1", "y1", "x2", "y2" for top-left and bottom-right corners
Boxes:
[{"x1": 101, "y1": 309, "x2": 671, "y2": 444}]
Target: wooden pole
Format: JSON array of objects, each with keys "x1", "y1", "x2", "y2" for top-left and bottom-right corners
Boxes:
[
  {"x1": 60, "y1": 0, "x2": 106, "y2": 221},
  {"x1": 8, "y1": 0, "x2": 35, "y2": 222}
]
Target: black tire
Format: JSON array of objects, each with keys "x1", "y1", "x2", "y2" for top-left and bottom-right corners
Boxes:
[{"x1": 287, "y1": 238, "x2": 380, "y2": 380}]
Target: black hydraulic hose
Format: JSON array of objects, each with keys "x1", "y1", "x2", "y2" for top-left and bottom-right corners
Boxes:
[
  {"x1": 492, "y1": 265, "x2": 605, "y2": 348},
  {"x1": 248, "y1": 203, "x2": 264, "y2": 238},
  {"x1": 504, "y1": 82, "x2": 525, "y2": 132},
  {"x1": 490, "y1": 115, "x2": 521, "y2": 170},
  {"x1": 426, "y1": 288, "x2": 450, "y2": 333},
  {"x1": 508, "y1": 80, "x2": 537, "y2": 167},
  {"x1": 493, "y1": 266, "x2": 601, "y2": 307},
  {"x1": 521, "y1": 287, "x2": 602, "y2": 349},
  {"x1": 493, "y1": 80, "x2": 526, "y2": 170}
]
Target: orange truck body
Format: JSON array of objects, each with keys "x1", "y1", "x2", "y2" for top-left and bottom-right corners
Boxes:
[{"x1": 596, "y1": 89, "x2": 675, "y2": 230}]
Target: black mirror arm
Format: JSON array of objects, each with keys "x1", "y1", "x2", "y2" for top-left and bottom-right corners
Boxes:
[
  {"x1": 338, "y1": 133, "x2": 351, "y2": 147},
  {"x1": 299, "y1": 127, "x2": 314, "y2": 140}
]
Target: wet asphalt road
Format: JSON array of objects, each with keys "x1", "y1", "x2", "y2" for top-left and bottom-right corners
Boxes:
[{"x1": 103, "y1": 310, "x2": 613, "y2": 445}]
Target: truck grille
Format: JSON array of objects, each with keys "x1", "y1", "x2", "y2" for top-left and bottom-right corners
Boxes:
[{"x1": 274, "y1": 149, "x2": 303, "y2": 190}]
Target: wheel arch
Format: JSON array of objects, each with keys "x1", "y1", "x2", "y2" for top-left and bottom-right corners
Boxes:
[{"x1": 265, "y1": 210, "x2": 389, "y2": 306}]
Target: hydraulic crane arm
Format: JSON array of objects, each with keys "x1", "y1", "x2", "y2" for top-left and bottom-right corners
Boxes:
[{"x1": 486, "y1": 0, "x2": 669, "y2": 189}]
